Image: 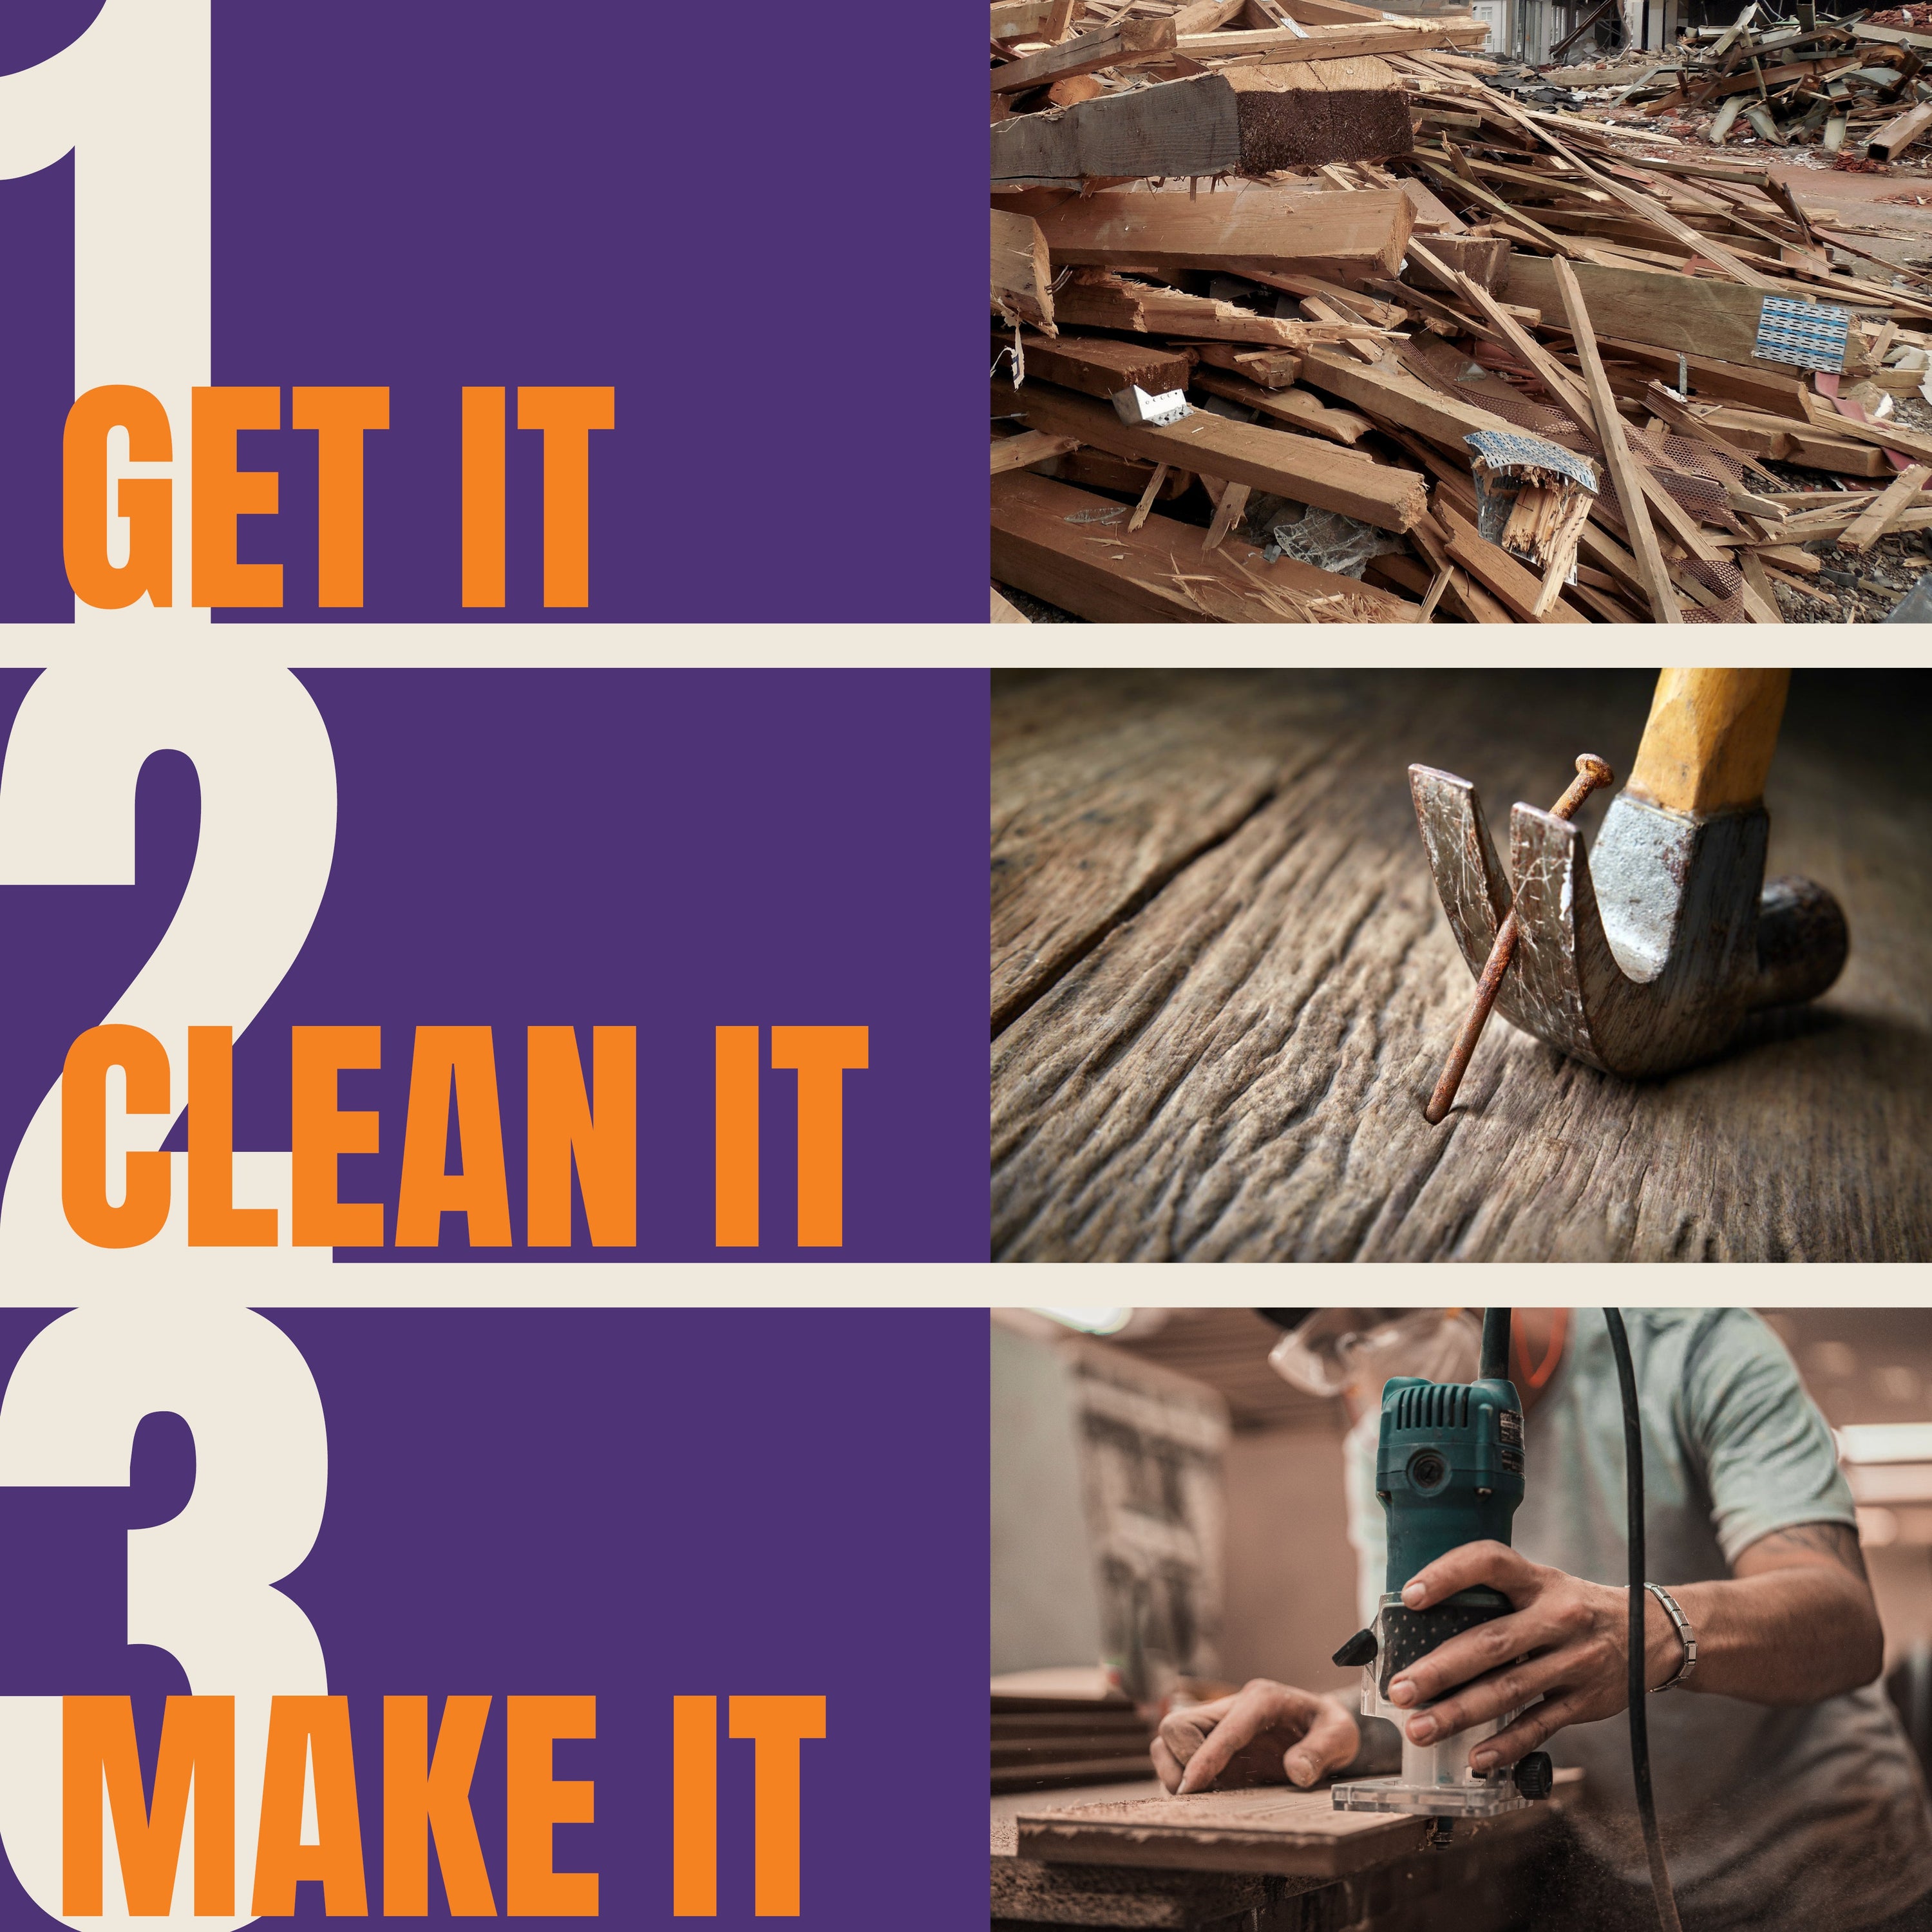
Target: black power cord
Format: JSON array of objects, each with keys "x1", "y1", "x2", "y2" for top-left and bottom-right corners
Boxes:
[{"x1": 1604, "y1": 1308, "x2": 1685, "y2": 1932}]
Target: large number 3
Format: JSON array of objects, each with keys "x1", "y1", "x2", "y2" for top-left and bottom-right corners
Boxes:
[{"x1": 0, "y1": 650, "x2": 339, "y2": 1927}]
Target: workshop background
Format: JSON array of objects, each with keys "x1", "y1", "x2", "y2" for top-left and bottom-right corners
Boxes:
[
  {"x1": 991, "y1": 1306, "x2": 1932, "y2": 1926},
  {"x1": 991, "y1": 668, "x2": 1932, "y2": 1263}
]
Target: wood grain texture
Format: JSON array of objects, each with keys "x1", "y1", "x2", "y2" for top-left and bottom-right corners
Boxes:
[{"x1": 990, "y1": 670, "x2": 1932, "y2": 1262}]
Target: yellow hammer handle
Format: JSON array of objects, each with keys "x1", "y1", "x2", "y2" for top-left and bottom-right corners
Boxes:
[{"x1": 1625, "y1": 668, "x2": 1791, "y2": 814}]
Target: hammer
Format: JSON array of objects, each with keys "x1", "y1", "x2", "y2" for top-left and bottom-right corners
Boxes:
[{"x1": 1410, "y1": 669, "x2": 1849, "y2": 1112}]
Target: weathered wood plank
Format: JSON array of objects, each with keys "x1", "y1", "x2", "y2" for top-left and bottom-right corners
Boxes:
[
  {"x1": 1508, "y1": 254, "x2": 1879, "y2": 370},
  {"x1": 992, "y1": 62, "x2": 1412, "y2": 185},
  {"x1": 989, "y1": 470, "x2": 1416, "y2": 630},
  {"x1": 992, "y1": 15, "x2": 1177, "y2": 93},
  {"x1": 1018, "y1": 332, "x2": 1195, "y2": 400},
  {"x1": 1175, "y1": 16, "x2": 1491, "y2": 61},
  {"x1": 1009, "y1": 184, "x2": 1414, "y2": 277},
  {"x1": 990, "y1": 669, "x2": 1932, "y2": 1262},
  {"x1": 994, "y1": 377, "x2": 1432, "y2": 530}
]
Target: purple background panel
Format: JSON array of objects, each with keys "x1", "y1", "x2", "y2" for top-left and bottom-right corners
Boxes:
[
  {"x1": 0, "y1": 153, "x2": 75, "y2": 624},
  {"x1": 0, "y1": 1306, "x2": 989, "y2": 1928},
  {"x1": 0, "y1": 669, "x2": 991, "y2": 1263},
  {"x1": 209, "y1": 3, "x2": 987, "y2": 622}
]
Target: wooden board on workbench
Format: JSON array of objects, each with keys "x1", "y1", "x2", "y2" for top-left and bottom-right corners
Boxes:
[
  {"x1": 1015, "y1": 1769, "x2": 1580, "y2": 1878},
  {"x1": 990, "y1": 670, "x2": 1932, "y2": 1263}
]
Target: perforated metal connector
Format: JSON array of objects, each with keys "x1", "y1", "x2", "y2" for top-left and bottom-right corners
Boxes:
[
  {"x1": 1112, "y1": 384, "x2": 1191, "y2": 427},
  {"x1": 1754, "y1": 298, "x2": 1852, "y2": 373}
]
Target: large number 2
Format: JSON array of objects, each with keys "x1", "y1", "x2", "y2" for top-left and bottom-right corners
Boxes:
[{"x1": 0, "y1": 653, "x2": 339, "y2": 1926}]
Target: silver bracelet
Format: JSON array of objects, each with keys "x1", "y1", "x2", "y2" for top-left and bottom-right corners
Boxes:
[{"x1": 1644, "y1": 1583, "x2": 1697, "y2": 1692}]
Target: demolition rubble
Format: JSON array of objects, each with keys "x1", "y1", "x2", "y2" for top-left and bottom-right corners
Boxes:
[{"x1": 990, "y1": 0, "x2": 1932, "y2": 621}]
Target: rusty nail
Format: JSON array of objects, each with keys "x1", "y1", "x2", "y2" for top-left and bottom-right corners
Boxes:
[{"x1": 1423, "y1": 754, "x2": 1616, "y2": 1126}]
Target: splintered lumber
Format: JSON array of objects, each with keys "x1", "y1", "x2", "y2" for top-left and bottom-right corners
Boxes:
[
  {"x1": 1014, "y1": 185, "x2": 1413, "y2": 276},
  {"x1": 994, "y1": 211, "x2": 1056, "y2": 332},
  {"x1": 1054, "y1": 270, "x2": 1309, "y2": 343},
  {"x1": 990, "y1": 585, "x2": 1031, "y2": 622},
  {"x1": 1174, "y1": 17, "x2": 1491, "y2": 63},
  {"x1": 1435, "y1": 501, "x2": 1589, "y2": 622},
  {"x1": 1018, "y1": 331, "x2": 1194, "y2": 399},
  {"x1": 990, "y1": 470, "x2": 1417, "y2": 621},
  {"x1": 1508, "y1": 256, "x2": 1879, "y2": 372},
  {"x1": 994, "y1": 430, "x2": 1081, "y2": 473},
  {"x1": 1186, "y1": 341, "x2": 1302, "y2": 386},
  {"x1": 1401, "y1": 234, "x2": 1511, "y2": 295},
  {"x1": 1552, "y1": 256, "x2": 1679, "y2": 623},
  {"x1": 1867, "y1": 100, "x2": 1932, "y2": 160},
  {"x1": 992, "y1": 17, "x2": 1175, "y2": 93},
  {"x1": 1838, "y1": 463, "x2": 1932, "y2": 551},
  {"x1": 1190, "y1": 366, "x2": 1375, "y2": 440},
  {"x1": 993, "y1": 376, "x2": 1430, "y2": 529}
]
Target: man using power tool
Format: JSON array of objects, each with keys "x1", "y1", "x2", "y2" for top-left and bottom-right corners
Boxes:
[{"x1": 1152, "y1": 1309, "x2": 1932, "y2": 1932}]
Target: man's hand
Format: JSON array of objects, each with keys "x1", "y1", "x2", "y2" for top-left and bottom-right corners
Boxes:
[
  {"x1": 1153, "y1": 1680, "x2": 1361, "y2": 1795},
  {"x1": 1383, "y1": 1541, "x2": 1682, "y2": 1774}
]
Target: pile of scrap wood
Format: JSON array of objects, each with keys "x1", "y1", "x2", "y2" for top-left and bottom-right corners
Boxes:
[
  {"x1": 991, "y1": 0, "x2": 1932, "y2": 621},
  {"x1": 1597, "y1": 5, "x2": 1932, "y2": 160}
]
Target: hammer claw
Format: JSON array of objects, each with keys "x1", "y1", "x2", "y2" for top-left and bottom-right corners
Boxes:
[{"x1": 1410, "y1": 762, "x2": 1848, "y2": 1083}]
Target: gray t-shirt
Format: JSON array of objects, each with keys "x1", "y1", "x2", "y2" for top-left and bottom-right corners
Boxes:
[{"x1": 1343, "y1": 1309, "x2": 1932, "y2": 1932}]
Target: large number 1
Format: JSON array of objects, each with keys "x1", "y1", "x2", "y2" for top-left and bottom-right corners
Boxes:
[{"x1": 0, "y1": 0, "x2": 211, "y2": 626}]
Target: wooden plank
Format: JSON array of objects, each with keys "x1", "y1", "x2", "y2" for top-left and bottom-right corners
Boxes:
[
  {"x1": 992, "y1": 16, "x2": 1176, "y2": 93},
  {"x1": 1552, "y1": 255, "x2": 1680, "y2": 623},
  {"x1": 992, "y1": 0, "x2": 1057, "y2": 43},
  {"x1": 1018, "y1": 331, "x2": 1194, "y2": 399},
  {"x1": 1014, "y1": 184, "x2": 1414, "y2": 276},
  {"x1": 1176, "y1": 17, "x2": 1492, "y2": 62},
  {"x1": 994, "y1": 68, "x2": 1405, "y2": 184},
  {"x1": 1297, "y1": 344, "x2": 1517, "y2": 446},
  {"x1": 994, "y1": 209, "x2": 1056, "y2": 332},
  {"x1": 994, "y1": 377, "x2": 1431, "y2": 529},
  {"x1": 989, "y1": 470, "x2": 1417, "y2": 623},
  {"x1": 1799, "y1": 398, "x2": 1932, "y2": 468},
  {"x1": 1191, "y1": 366, "x2": 1375, "y2": 441},
  {"x1": 1594, "y1": 337, "x2": 1810, "y2": 417},
  {"x1": 1173, "y1": 0, "x2": 1247, "y2": 32},
  {"x1": 1508, "y1": 254, "x2": 1795, "y2": 367},
  {"x1": 1868, "y1": 99, "x2": 1932, "y2": 161},
  {"x1": 991, "y1": 585, "x2": 1032, "y2": 622},
  {"x1": 1704, "y1": 410, "x2": 1889, "y2": 475},
  {"x1": 1838, "y1": 463, "x2": 1932, "y2": 552},
  {"x1": 994, "y1": 430, "x2": 1081, "y2": 473},
  {"x1": 990, "y1": 668, "x2": 1932, "y2": 1259},
  {"x1": 1052, "y1": 270, "x2": 1311, "y2": 345}
]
